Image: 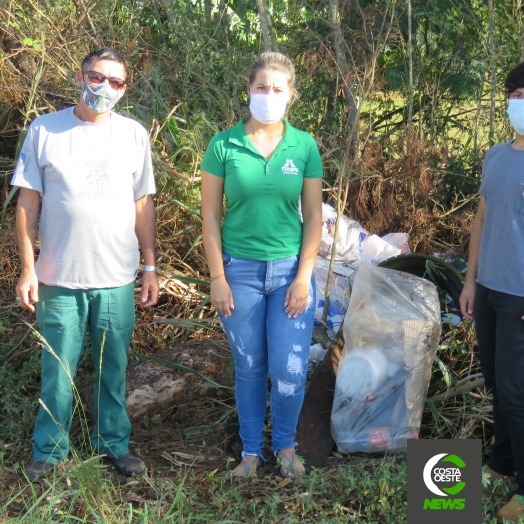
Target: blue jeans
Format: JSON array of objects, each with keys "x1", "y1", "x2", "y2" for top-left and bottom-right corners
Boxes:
[{"x1": 219, "y1": 253, "x2": 315, "y2": 458}]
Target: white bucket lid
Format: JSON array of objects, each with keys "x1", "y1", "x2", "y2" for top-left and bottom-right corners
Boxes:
[{"x1": 336, "y1": 346, "x2": 389, "y2": 399}]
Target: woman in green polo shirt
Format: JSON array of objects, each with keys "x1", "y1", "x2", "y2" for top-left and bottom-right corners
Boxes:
[{"x1": 201, "y1": 52, "x2": 323, "y2": 477}]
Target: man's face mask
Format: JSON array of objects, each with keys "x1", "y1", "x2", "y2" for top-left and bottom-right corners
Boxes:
[
  {"x1": 507, "y1": 98, "x2": 524, "y2": 135},
  {"x1": 81, "y1": 82, "x2": 124, "y2": 114}
]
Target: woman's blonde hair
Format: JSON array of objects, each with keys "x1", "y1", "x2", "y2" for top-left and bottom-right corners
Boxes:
[{"x1": 248, "y1": 52, "x2": 297, "y2": 99}]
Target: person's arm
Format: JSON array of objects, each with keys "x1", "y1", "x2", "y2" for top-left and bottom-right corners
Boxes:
[
  {"x1": 135, "y1": 194, "x2": 159, "y2": 307},
  {"x1": 459, "y1": 196, "x2": 485, "y2": 320},
  {"x1": 15, "y1": 188, "x2": 41, "y2": 312},
  {"x1": 285, "y1": 177, "x2": 323, "y2": 318},
  {"x1": 201, "y1": 171, "x2": 234, "y2": 316}
]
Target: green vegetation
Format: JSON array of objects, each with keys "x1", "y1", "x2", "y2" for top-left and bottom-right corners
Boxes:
[{"x1": 2, "y1": 0, "x2": 524, "y2": 521}]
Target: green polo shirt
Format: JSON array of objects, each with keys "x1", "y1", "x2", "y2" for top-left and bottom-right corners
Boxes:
[{"x1": 201, "y1": 118, "x2": 323, "y2": 261}]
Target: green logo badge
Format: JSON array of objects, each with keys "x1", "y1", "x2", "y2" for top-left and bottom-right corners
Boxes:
[{"x1": 423, "y1": 453, "x2": 466, "y2": 496}]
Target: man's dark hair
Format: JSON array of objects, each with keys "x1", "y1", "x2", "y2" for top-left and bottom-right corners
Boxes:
[
  {"x1": 81, "y1": 47, "x2": 127, "y2": 76},
  {"x1": 505, "y1": 63, "x2": 524, "y2": 95}
]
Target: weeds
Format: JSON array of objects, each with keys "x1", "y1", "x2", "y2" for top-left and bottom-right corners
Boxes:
[
  {"x1": 0, "y1": 1, "x2": 519, "y2": 521},
  {"x1": 2, "y1": 454, "x2": 518, "y2": 522}
]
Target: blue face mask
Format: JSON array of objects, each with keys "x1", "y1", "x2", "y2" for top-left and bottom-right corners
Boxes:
[
  {"x1": 81, "y1": 82, "x2": 123, "y2": 113},
  {"x1": 507, "y1": 99, "x2": 524, "y2": 135}
]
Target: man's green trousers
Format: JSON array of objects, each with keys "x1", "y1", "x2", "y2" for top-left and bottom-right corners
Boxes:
[{"x1": 33, "y1": 281, "x2": 135, "y2": 464}]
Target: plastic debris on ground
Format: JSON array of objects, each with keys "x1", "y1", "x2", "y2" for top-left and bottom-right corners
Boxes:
[
  {"x1": 308, "y1": 343, "x2": 328, "y2": 371},
  {"x1": 330, "y1": 264, "x2": 441, "y2": 453},
  {"x1": 441, "y1": 313, "x2": 461, "y2": 327},
  {"x1": 319, "y1": 203, "x2": 411, "y2": 267},
  {"x1": 319, "y1": 202, "x2": 368, "y2": 264},
  {"x1": 313, "y1": 258, "x2": 356, "y2": 339},
  {"x1": 311, "y1": 204, "x2": 411, "y2": 358}
]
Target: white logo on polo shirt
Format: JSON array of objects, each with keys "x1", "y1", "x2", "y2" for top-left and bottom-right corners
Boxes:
[{"x1": 281, "y1": 159, "x2": 299, "y2": 175}]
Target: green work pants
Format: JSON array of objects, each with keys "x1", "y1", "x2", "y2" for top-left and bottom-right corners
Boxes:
[{"x1": 33, "y1": 281, "x2": 135, "y2": 464}]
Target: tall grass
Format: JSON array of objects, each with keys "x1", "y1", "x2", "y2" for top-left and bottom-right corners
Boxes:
[{"x1": 2, "y1": 452, "x2": 520, "y2": 522}]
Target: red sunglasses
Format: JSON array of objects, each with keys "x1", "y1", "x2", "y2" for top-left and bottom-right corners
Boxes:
[{"x1": 83, "y1": 70, "x2": 126, "y2": 90}]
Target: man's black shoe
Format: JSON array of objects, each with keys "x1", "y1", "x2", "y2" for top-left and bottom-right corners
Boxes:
[
  {"x1": 107, "y1": 452, "x2": 145, "y2": 476},
  {"x1": 25, "y1": 459, "x2": 55, "y2": 481}
]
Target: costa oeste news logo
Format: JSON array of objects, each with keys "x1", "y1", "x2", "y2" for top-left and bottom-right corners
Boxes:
[
  {"x1": 407, "y1": 439, "x2": 481, "y2": 524},
  {"x1": 423, "y1": 453, "x2": 466, "y2": 509}
]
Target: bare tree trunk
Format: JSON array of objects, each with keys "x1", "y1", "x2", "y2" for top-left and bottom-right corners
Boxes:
[
  {"x1": 473, "y1": 72, "x2": 486, "y2": 166},
  {"x1": 204, "y1": 0, "x2": 212, "y2": 24},
  {"x1": 265, "y1": 1, "x2": 278, "y2": 50},
  {"x1": 158, "y1": 0, "x2": 175, "y2": 26},
  {"x1": 219, "y1": 0, "x2": 227, "y2": 31},
  {"x1": 152, "y1": 0, "x2": 167, "y2": 45},
  {"x1": 429, "y1": 78, "x2": 438, "y2": 142},
  {"x1": 328, "y1": 0, "x2": 358, "y2": 127},
  {"x1": 320, "y1": 0, "x2": 395, "y2": 329},
  {"x1": 488, "y1": 0, "x2": 496, "y2": 147},
  {"x1": 255, "y1": 0, "x2": 274, "y2": 51},
  {"x1": 418, "y1": 88, "x2": 423, "y2": 140},
  {"x1": 407, "y1": 0, "x2": 413, "y2": 140}
]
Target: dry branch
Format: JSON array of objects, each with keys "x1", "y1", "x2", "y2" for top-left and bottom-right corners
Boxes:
[{"x1": 429, "y1": 373, "x2": 485, "y2": 406}]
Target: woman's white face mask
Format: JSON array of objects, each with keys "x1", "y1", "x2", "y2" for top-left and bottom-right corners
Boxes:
[
  {"x1": 248, "y1": 68, "x2": 291, "y2": 125},
  {"x1": 507, "y1": 98, "x2": 524, "y2": 135},
  {"x1": 249, "y1": 92, "x2": 290, "y2": 125}
]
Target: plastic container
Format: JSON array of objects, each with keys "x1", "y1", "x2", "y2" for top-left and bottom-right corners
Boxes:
[
  {"x1": 335, "y1": 345, "x2": 389, "y2": 400},
  {"x1": 331, "y1": 264, "x2": 441, "y2": 454}
]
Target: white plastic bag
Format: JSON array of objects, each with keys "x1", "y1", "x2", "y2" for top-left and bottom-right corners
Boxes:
[
  {"x1": 351, "y1": 235, "x2": 401, "y2": 268},
  {"x1": 331, "y1": 264, "x2": 441, "y2": 453},
  {"x1": 319, "y1": 203, "x2": 368, "y2": 264},
  {"x1": 382, "y1": 232, "x2": 411, "y2": 255}
]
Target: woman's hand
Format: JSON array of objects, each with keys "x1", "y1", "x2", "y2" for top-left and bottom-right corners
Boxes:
[
  {"x1": 460, "y1": 279, "x2": 476, "y2": 320},
  {"x1": 211, "y1": 276, "x2": 234, "y2": 316},
  {"x1": 285, "y1": 278, "x2": 311, "y2": 318}
]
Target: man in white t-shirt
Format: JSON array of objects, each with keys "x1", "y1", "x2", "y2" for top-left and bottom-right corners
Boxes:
[{"x1": 12, "y1": 48, "x2": 159, "y2": 480}]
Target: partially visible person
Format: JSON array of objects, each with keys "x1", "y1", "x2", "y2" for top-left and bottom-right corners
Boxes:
[
  {"x1": 460, "y1": 62, "x2": 524, "y2": 522},
  {"x1": 12, "y1": 47, "x2": 158, "y2": 481},
  {"x1": 201, "y1": 52, "x2": 323, "y2": 477}
]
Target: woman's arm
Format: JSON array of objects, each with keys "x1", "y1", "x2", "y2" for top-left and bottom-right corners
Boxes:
[
  {"x1": 459, "y1": 196, "x2": 485, "y2": 320},
  {"x1": 201, "y1": 171, "x2": 234, "y2": 316},
  {"x1": 285, "y1": 177, "x2": 323, "y2": 318}
]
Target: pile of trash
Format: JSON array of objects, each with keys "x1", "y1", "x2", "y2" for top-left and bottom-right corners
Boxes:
[
  {"x1": 313, "y1": 203, "x2": 411, "y2": 340},
  {"x1": 330, "y1": 264, "x2": 441, "y2": 453},
  {"x1": 304, "y1": 204, "x2": 456, "y2": 456},
  {"x1": 319, "y1": 203, "x2": 411, "y2": 267}
]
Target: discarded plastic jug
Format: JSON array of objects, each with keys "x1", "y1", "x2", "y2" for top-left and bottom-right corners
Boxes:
[{"x1": 335, "y1": 345, "x2": 389, "y2": 400}]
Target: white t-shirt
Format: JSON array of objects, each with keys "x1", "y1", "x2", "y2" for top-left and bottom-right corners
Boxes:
[{"x1": 11, "y1": 107, "x2": 156, "y2": 289}]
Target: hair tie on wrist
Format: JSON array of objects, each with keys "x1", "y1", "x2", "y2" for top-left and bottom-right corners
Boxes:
[{"x1": 210, "y1": 274, "x2": 225, "y2": 283}]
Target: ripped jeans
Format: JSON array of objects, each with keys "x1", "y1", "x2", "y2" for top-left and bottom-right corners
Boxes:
[{"x1": 219, "y1": 253, "x2": 315, "y2": 458}]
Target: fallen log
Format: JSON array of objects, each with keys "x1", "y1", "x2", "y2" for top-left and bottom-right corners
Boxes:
[{"x1": 81, "y1": 341, "x2": 228, "y2": 420}]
